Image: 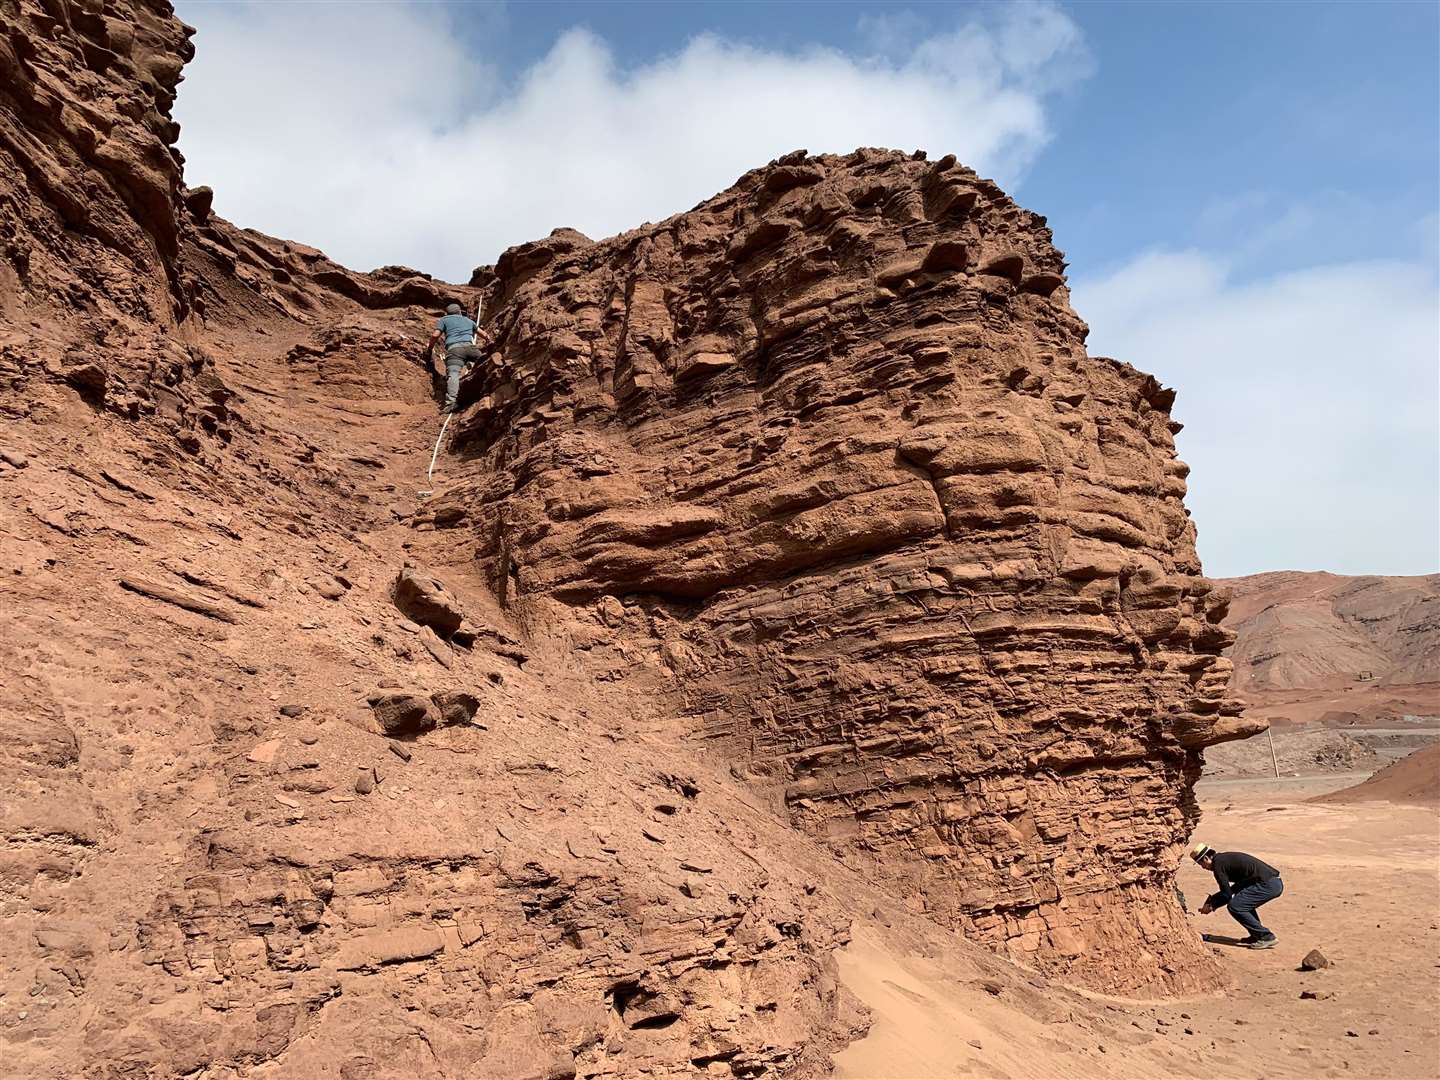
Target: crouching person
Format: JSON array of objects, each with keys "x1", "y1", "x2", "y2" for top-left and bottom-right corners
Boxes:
[{"x1": 1190, "y1": 842, "x2": 1284, "y2": 948}]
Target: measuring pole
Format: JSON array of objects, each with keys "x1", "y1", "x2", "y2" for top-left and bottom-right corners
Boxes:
[{"x1": 1266, "y1": 726, "x2": 1279, "y2": 778}]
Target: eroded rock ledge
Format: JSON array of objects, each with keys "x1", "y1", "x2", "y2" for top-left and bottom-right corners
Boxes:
[
  {"x1": 2, "y1": 3, "x2": 1259, "y2": 1073},
  {"x1": 429, "y1": 147, "x2": 1262, "y2": 993}
]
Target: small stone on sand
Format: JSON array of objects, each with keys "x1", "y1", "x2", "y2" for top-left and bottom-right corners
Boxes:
[{"x1": 1299, "y1": 948, "x2": 1331, "y2": 971}]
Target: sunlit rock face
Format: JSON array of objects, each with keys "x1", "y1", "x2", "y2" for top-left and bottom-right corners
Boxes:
[{"x1": 432, "y1": 147, "x2": 1257, "y2": 994}]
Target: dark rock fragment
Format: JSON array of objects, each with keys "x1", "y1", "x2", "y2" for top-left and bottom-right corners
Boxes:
[
  {"x1": 393, "y1": 564, "x2": 464, "y2": 636},
  {"x1": 1299, "y1": 948, "x2": 1331, "y2": 971},
  {"x1": 432, "y1": 690, "x2": 479, "y2": 727},
  {"x1": 369, "y1": 693, "x2": 438, "y2": 736}
]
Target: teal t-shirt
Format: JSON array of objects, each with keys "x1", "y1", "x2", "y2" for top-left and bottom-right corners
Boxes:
[{"x1": 437, "y1": 314, "x2": 476, "y2": 347}]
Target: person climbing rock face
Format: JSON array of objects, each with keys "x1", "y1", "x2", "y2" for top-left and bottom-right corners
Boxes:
[
  {"x1": 429, "y1": 302, "x2": 485, "y2": 412},
  {"x1": 1190, "y1": 842, "x2": 1284, "y2": 948}
]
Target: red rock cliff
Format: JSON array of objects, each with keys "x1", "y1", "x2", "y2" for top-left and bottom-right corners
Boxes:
[
  {"x1": 2, "y1": 2, "x2": 1262, "y2": 1076},
  {"x1": 422, "y1": 148, "x2": 1262, "y2": 992},
  {"x1": 1, "y1": 0, "x2": 452, "y2": 444}
]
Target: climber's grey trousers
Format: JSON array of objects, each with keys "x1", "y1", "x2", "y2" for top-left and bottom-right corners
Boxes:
[{"x1": 444, "y1": 344, "x2": 483, "y2": 410}]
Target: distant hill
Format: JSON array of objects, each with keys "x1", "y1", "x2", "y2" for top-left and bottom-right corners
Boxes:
[
  {"x1": 1312, "y1": 743, "x2": 1440, "y2": 805},
  {"x1": 1216, "y1": 571, "x2": 1440, "y2": 725}
]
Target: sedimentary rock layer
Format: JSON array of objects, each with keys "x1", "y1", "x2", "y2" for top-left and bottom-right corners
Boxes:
[
  {"x1": 2, "y1": 1, "x2": 1261, "y2": 1074},
  {"x1": 428, "y1": 147, "x2": 1262, "y2": 992},
  {"x1": 1, "y1": 4, "x2": 864, "y2": 1074},
  {"x1": 1, "y1": 0, "x2": 452, "y2": 447}
]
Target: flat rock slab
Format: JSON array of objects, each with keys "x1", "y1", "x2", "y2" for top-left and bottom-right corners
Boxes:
[
  {"x1": 335, "y1": 926, "x2": 444, "y2": 970},
  {"x1": 419, "y1": 625, "x2": 453, "y2": 668},
  {"x1": 119, "y1": 575, "x2": 238, "y2": 623}
]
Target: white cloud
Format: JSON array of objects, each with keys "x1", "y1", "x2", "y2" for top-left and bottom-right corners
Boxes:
[
  {"x1": 1073, "y1": 251, "x2": 1440, "y2": 577},
  {"x1": 173, "y1": 1, "x2": 1088, "y2": 281},
  {"x1": 170, "y1": 4, "x2": 1432, "y2": 579}
]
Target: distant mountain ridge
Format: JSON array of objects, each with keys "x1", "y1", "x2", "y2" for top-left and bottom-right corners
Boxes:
[{"x1": 1217, "y1": 571, "x2": 1440, "y2": 724}]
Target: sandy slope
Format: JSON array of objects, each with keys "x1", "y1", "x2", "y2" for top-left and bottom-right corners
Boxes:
[
  {"x1": 831, "y1": 774, "x2": 1440, "y2": 1079},
  {"x1": 1313, "y1": 743, "x2": 1440, "y2": 805}
]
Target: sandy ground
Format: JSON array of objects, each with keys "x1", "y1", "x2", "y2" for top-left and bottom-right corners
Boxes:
[{"x1": 832, "y1": 772, "x2": 1440, "y2": 1079}]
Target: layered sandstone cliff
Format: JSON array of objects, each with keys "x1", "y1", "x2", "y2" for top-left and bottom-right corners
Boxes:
[
  {"x1": 422, "y1": 148, "x2": 1260, "y2": 991},
  {"x1": 3, "y1": 2, "x2": 1260, "y2": 1076},
  {"x1": 1, "y1": 0, "x2": 452, "y2": 444}
]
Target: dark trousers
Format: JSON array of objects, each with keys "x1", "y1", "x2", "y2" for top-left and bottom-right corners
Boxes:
[{"x1": 1227, "y1": 876, "x2": 1283, "y2": 937}]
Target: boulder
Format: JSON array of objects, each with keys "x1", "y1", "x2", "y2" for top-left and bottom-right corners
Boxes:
[
  {"x1": 432, "y1": 690, "x2": 480, "y2": 727},
  {"x1": 310, "y1": 575, "x2": 347, "y2": 601},
  {"x1": 367, "y1": 689, "x2": 477, "y2": 734},
  {"x1": 184, "y1": 185, "x2": 214, "y2": 222},
  {"x1": 1299, "y1": 948, "x2": 1331, "y2": 971},
  {"x1": 368, "y1": 693, "x2": 439, "y2": 736},
  {"x1": 393, "y1": 565, "x2": 464, "y2": 637}
]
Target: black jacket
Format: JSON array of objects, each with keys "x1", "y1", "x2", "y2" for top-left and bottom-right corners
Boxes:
[{"x1": 1206, "y1": 850, "x2": 1280, "y2": 907}]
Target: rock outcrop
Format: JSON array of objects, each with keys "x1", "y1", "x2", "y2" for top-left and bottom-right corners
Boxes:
[
  {"x1": 1, "y1": 0, "x2": 455, "y2": 453},
  {"x1": 2, "y1": 1, "x2": 1263, "y2": 1076},
  {"x1": 421, "y1": 147, "x2": 1260, "y2": 992}
]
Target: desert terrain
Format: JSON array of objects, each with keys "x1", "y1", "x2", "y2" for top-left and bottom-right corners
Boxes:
[
  {"x1": 1206, "y1": 569, "x2": 1439, "y2": 788},
  {"x1": 1218, "y1": 571, "x2": 1440, "y2": 727},
  {"x1": 1, "y1": 2, "x2": 1436, "y2": 1077},
  {"x1": 833, "y1": 755, "x2": 1440, "y2": 1079}
]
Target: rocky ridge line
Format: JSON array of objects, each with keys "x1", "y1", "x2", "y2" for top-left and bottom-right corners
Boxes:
[{"x1": 415, "y1": 145, "x2": 1261, "y2": 994}]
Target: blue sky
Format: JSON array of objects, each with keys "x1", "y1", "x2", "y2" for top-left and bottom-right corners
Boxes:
[
  {"x1": 437, "y1": 0, "x2": 1440, "y2": 280},
  {"x1": 173, "y1": 1, "x2": 1438, "y2": 577}
]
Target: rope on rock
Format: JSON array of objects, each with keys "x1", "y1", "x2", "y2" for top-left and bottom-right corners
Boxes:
[{"x1": 421, "y1": 411, "x2": 453, "y2": 496}]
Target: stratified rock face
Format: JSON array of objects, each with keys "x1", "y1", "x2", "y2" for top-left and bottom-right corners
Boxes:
[
  {"x1": 4, "y1": 8, "x2": 879, "y2": 1076},
  {"x1": 0, "y1": 0, "x2": 457, "y2": 488},
  {"x1": 2, "y1": 14, "x2": 1256, "y2": 1075},
  {"x1": 0, "y1": 0, "x2": 192, "y2": 322},
  {"x1": 431, "y1": 148, "x2": 1261, "y2": 992}
]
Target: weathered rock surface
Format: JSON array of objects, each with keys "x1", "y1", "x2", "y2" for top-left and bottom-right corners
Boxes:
[
  {"x1": 369, "y1": 691, "x2": 441, "y2": 735},
  {"x1": 427, "y1": 146, "x2": 1260, "y2": 992},
  {"x1": 393, "y1": 563, "x2": 466, "y2": 637},
  {"x1": 0, "y1": 1, "x2": 1265, "y2": 1076},
  {"x1": 0, "y1": 4, "x2": 891, "y2": 1073},
  {"x1": 0, "y1": 0, "x2": 453, "y2": 457},
  {"x1": 368, "y1": 688, "x2": 480, "y2": 734},
  {"x1": 1300, "y1": 948, "x2": 1332, "y2": 971}
]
